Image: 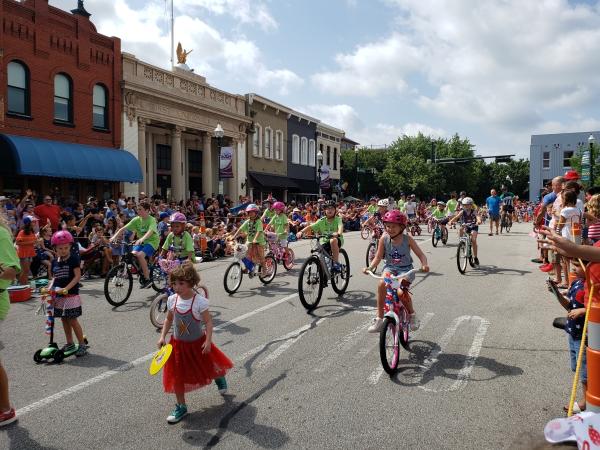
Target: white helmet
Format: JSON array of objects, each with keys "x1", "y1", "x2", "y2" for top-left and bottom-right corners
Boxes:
[
  {"x1": 461, "y1": 197, "x2": 474, "y2": 205},
  {"x1": 377, "y1": 199, "x2": 389, "y2": 207}
]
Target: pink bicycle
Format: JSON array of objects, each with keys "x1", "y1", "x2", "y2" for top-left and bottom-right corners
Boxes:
[{"x1": 266, "y1": 232, "x2": 294, "y2": 270}]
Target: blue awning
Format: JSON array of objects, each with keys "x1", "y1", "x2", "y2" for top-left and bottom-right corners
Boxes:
[{"x1": 0, "y1": 134, "x2": 142, "y2": 183}]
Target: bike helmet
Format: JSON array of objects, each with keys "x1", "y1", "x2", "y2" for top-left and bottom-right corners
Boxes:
[
  {"x1": 245, "y1": 203, "x2": 260, "y2": 213},
  {"x1": 272, "y1": 201, "x2": 286, "y2": 212},
  {"x1": 461, "y1": 197, "x2": 474, "y2": 205},
  {"x1": 377, "y1": 199, "x2": 389, "y2": 207},
  {"x1": 159, "y1": 212, "x2": 169, "y2": 220},
  {"x1": 323, "y1": 200, "x2": 336, "y2": 209},
  {"x1": 370, "y1": 196, "x2": 378, "y2": 202},
  {"x1": 437, "y1": 201, "x2": 446, "y2": 207},
  {"x1": 383, "y1": 210, "x2": 408, "y2": 225},
  {"x1": 170, "y1": 212, "x2": 186, "y2": 223},
  {"x1": 51, "y1": 230, "x2": 74, "y2": 246}
]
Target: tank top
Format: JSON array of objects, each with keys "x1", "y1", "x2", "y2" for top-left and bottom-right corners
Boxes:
[
  {"x1": 173, "y1": 295, "x2": 204, "y2": 342},
  {"x1": 383, "y1": 233, "x2": 413, "y2": 271}
]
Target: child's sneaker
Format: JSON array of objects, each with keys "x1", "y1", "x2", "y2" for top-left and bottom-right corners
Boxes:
[
  {"x1": 409, "y1": 313, "x2": 420, "y2": 331},
  {"x1": 214, "y1": 377, "x2": 228, "y2": 395},
  {"x1": 75, "y1": 344, "x2": 88, "y2": 357},
  {"x1": 167, "y1": 404, "x2": 188, "y2": 424},
  {"x1": 0, "y1": 408, "x2": 17, "y2": 427},
  {"x1": 61, "y1": 343, "x2": 76, "y2": 353},
  {"x1": 367, "y1": 317, "x2": 384, "y2": 333}
]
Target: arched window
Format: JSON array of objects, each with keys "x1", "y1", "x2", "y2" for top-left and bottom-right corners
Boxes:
[
  {"x1": 309, "y1": 139, "x2": 316, "y2": 167},
  {"x1": 300, "y1": 137, "x2": 308, "y2": 165},
  {"x1": 264, "y1": 127, "x2": 273, "y2": 159},
  {"x1": 275, "y1": 130, "x2": 283, "y2": 160},
  {"x1": 93, "y1": 84, "x2": 108, "y2": 129},
  {"x1": 292, "y1": 135, "x2": 300, "y2": 163},
  {"x1": 253, "y1": 124, "x2": 262, "y2": 157},
  {"x1": 54, "y1": 73, "x2": 73, "y2": 122},
  {"x1": 7, "y1": 61, "x2": 30, "y2": 116}
]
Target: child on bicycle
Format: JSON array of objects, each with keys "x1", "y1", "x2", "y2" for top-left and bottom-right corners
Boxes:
[
  {"x1": 230, "y1": 204, "x2": 267, "y2": 277},
  {"x1": 266, "y1": 202, "x2": 289, "y2": 248},
  {"x1": 297, "y1": 200, "x2": 344, "y2": 271},
  {"x1": 160, "y1": 213, "x2": 195, "y2": 263},
  {"x1": 449, "y1": 197, "x2": 481, "y2": 266},
  {"x1": 261, "y1": 198, "x2": 276, "y2": 225},
  {"x1": 158, "y1": 263, "x2": 232, "y2": 423},
  {"x1": 363, "y1": 210, "x2": 429, "y2": 333},
  {"x1": 48, "y1": 230, "x2": 87, "y2": 357},
  {"x1": 361, "y1": 199, "x2": 388, "y2": 234},
  {"x1": 431, "y1": 201, "x2": 449, "y2": 230}
]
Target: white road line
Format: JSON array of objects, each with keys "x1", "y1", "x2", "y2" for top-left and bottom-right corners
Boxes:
[
  {"x1": 448, "y1": 316, "x2": 490, "y2": 392},
  {"x1": 313, "y1": 319, "x2": 372, "y2": 373},
  {"x1": 16, "y1": 292, "x2": 299, "y2": 417},
  {"x1": 367, "y1": 312, "x2": 435, "y2": 385}
]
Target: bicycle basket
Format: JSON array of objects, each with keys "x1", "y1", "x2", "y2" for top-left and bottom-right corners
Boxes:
[
  {"x1": 234, "y1": 243, "x2": 248, "y2": 259},
  {"x1": 159, "y1": 258, "x2": 182, "y2": 273},
  {"x1": 265, "y1": 231, "x2": 278, "y2": 243}
]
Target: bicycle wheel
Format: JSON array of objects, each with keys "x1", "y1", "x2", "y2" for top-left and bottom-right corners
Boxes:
[
  {"x1": 431, "y1": 227, "x2": 439, "y2": 247},
  {"x1": 259, "y1": 255, "x2": 277, "y2": 284},
  {"x1": 456, "y1": 241, "x2": 468, "y2": 274},
  {"x1": 507, "y1": 217, "x2": 512, "y2": 232},
  {"x1": 365, "y1": 242, "x2": 377, "y2": 269},
  {"x1": 398, "y1": 308, "x2": 410, "y2": 350},
  {"x1": 441, "y1": 227, "x2": 448, "y2": 245},
  {"x1": 331, "y1": 249, "x2": 350, "y2": 295},
  {"x1": 103, "y1": 263, "x2": 133, "y2": 307},
  {"x1": 149, "y1": 293, "x2": 168, "y2": 329},
  {"x1": 380, "y1": 317, "x2": 400, "y2": 375},
  {"x1": 195, "y1": 284, "x2": 209, "y2": 299},
  {"x1": 150, "y1": 264, "x2": 168, "y2": 293},
  {"x1": 416, "y1": 226, "x2": 422, "y2": 236},
  {"x1": 224, "y1": 262, "x2": 243, "y2": 294},
  {"x1": 360, "y1": 227, "x2": 371, "y2": 240},
  {"x1": 282, "y1": 248, "x2": 295, "y2": 271},
  {"x1": 298, "y1": 255, "x2": 323, "y2": 311}
]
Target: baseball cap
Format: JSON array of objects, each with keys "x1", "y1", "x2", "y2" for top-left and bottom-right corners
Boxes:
[{"x1": 564, "y1": 170, "x2": 580, "y2": 181}]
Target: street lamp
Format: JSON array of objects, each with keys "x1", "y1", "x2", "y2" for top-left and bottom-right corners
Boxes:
[
  {"x1": 589, "y1": 134, "x2": 596, "y2": 185},
  {"x1": 354, "y1": 147, "x2": 359, "y2": 197},
  {"x1": 214, "y1": 124, "x2": 224, "y2": 195},
  {"x1": 317, "y1": 149, "x2": 323, "y2": 198}
]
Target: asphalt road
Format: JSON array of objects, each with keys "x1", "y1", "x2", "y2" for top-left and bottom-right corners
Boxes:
[{"x1": 0, "y1": 222, "x2": 574, "y2": 449}]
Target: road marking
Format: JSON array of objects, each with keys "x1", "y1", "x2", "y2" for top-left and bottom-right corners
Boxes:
[
  {"x1": 448, "y1": 316, "x2": 490, "y2": 392},
  {"x1": 16, "y1": 292, "x2": 299, "y2": 417},
  {"x1": 313, "y1": 319, "x2": 372, "y2": 373}
]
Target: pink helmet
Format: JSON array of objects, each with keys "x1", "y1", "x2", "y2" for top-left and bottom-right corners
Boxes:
[
  {"x1": 51, "y1": 230, "x2": 74, "y2": 246},
  {"x1": 383, "y1": 210, "x2": 407, "y2": 225},
  {"x1": 272, "y1": 201, "x2": 285, "y2": 212},
  {"x1": 170, "y1": 212, "x2": 186, "y2": 224},
  {"x1": 245, "y1": 203, "x2": 259, "y2": 213}
]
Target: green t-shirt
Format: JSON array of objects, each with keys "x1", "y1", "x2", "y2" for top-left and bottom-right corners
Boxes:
[
  {"x1": 431, "y1": 208, "x2": 447, "y2": 219},
  {"x1": 162, "y1": 231, "x2": 195, "y2": 261},
  {"x1": 269, "y1": 213, "x2": 289, "y2": 239},
  {"x1": 397, "y1": 200, "x2": 406, "y2": 212},
  {"x1": 367, "y1": 205, "x2": 377, "y2": 214},
  {"x1": 446, "y1": 199, "x2": 458, "y2": 213},
  {"x1": 261, "y1": 209, "x2": 276, "y2": 222},
  {"x1": 310, "y1": 216, "x2": 344, "y2": 245},
  {"x1": 125, "y1": 215, "x2": 159, "y2": 250},
  {"x1": 0, "y1": 226, "x2": 20, "y2": 320},
  {"x1": 239, "y1": 219, "x2": 266, "y2": 245}
]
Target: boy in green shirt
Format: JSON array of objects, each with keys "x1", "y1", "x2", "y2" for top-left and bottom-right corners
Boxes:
[
  {"x1": 231, "y1": 204, "x2": 267, "y2": 276},
  {"x1": 160, "y1": 212, "x2": 195, "y2": 263}
]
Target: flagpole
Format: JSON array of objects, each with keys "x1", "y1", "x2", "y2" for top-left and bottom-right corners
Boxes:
[{"x1": 170, "y1": 0, "x2": 174, "y2": 67}]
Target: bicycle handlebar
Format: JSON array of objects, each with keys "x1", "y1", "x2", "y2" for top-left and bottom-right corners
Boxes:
[{"x1": 365, "y1": 268, "x2": 419, "y2": 280}]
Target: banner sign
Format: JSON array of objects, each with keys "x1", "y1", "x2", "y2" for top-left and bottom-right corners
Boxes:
[
  {"x1": 582, "y1": 150, "x2": 590, "y2": 182},
  {"x1": 219, "y1": 146, "x2": 234, "y2": 179},
  {"x1": 319, "y1": 164, "x2": 331, "y2": 190}
]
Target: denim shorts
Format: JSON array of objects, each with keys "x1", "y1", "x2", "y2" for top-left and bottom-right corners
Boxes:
[
  {"x1": 133, "y1": 243, "x2": 155, "y2": 258},
  {"x1": 568, "y1": 334, "x2": 587, "y2": 383}
]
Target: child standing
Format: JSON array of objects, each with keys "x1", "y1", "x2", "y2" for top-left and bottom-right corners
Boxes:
[
  {"x1": 15, "y1": 217, "x2": 37, "y2": 285},
  {"x1": 49, "y1": 231, "x2": 87, "y2": 356},
  {"x1": 157, "y1": 264, "x2": 232, "y2": 423},
  {"x1": 363, "y1": 210, "x2": 429, "y2": 333}
]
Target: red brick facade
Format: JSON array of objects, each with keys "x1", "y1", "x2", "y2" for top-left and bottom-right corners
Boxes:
[{"x1": 0, "y1": 0, "x2": 122, "y2": 146}]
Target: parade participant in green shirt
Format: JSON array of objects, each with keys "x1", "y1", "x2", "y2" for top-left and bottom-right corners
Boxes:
[
  {"x1": 297, "y1": 200, "x2": 344, "y2": 271},
  {"x1": 261, "y1": 198, "x2": 276, "y2": 224},
  {"x1": 267, "y1": 202, "x2": 290, "y2": 246},
  {"x1": 160, "y1": 213, "x2": 195, "y2": 262},
  {"x1": 446, "y1": 193, "x2": 458, "y2": 218},
  {"x1": 231, "y1": 204, "x2": 267, "y2": 276}
]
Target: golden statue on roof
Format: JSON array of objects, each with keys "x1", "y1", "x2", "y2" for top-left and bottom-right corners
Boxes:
[{"x1": 176, "y1": 42, "x2": 193, "y2": 64}]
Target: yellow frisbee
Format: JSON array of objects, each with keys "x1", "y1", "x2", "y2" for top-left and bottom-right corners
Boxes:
[{"x1": 149, "y1": 344, "x2": 172, "y2": 375}]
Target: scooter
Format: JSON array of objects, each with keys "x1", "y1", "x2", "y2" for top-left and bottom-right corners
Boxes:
[{"x1": 34, "y1": 288, "x2": 87, "y2": 364}]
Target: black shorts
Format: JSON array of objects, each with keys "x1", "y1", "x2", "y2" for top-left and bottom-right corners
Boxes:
[
  {"x1": 322, "y1": 237, "x2": 342, "y2": 255},
  {"x1": 503, "y1": 205, "x2": 514, "y2": 213}
]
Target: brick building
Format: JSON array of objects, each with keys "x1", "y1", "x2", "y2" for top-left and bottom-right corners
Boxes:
[{"x1": 0, "y1": 0, "x2": 141, "y2": 202}]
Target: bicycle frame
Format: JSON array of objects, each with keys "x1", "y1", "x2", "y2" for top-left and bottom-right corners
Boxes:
[
  {"x1": 368, "y1": 269, "x2": 417, "y2": 324},
  {"x1": 459, "y1": 226, "x2": 473, "y2": 256},
  {"x1": 309, "y1": 238, "x2": 333, "y2": 282}
]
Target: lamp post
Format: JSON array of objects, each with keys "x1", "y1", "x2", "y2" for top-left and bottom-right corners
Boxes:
[
  {"x1": 213, "y1": 123, "x2": 224, "y2": 195},
  {"x1": 590, "y1": 134, "x2": 596, "y2": 186},
  {"x1": 354, "y1": 147, "x2": 359, "y2": 198},
  {"x1": 317, "y1": 149, "x2": 323, "y2": 199}
]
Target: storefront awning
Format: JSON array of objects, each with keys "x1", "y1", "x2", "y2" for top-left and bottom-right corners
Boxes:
[
  {"x1": 0, "y1": 134, "x2": 142, "y2": 183},
  {"x1": 249, "y1": 172, "x2": 299, "y2": 189},
  {"x1": 288, "y1": 178, "x2": 318, "y2": 193}
]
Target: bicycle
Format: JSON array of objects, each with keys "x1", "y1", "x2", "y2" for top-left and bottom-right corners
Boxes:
[
  {"x1": 456, "y1": 224, "x2": 477, "y2": 274},
  {"x1": 431, "y1": 219, "x2": 449, "y2": 247},
  {"x1": 500, "y1": 209, "x2": 512, "y2": 233},
  {"x1": 365, "y1": 226, "x2": 383, "y2": 271},
  {"x1": 409, "y1": 218, "x2": 422, "y2": 236},
  {"x1": 223, "y1": 243, "x2": 277, "y2": 294},
  {"x1": 298, "y1": 234, "x2": 351, "y2": 311},
  {"x1": 266, "y1": 232, "x2": 295, "y2": 271},
  {"x1": 149, "y1": 258, "x2": 209, "y2": 329},
  {"x1": 366, "y1": 268, "x2": 418, "y2": 375},
  {"x1": 426, "y1": 216, "x2": 435, "y2": 234},
  {"x1": 103, "y1": 242, "x2": 167, "y2": 307}
]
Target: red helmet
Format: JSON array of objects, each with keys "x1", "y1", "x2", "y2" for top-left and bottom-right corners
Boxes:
[
  {"x1": 272, "y1": 201, "x2": 285, "y2": 212},
  {"x1": 383, "y1": 210, "x2": 407, "y2": 225},
  {"x1": 51, "y1": 230, "x2": 74, "y2": 246}
]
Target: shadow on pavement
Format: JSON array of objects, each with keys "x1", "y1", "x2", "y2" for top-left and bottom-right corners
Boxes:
[
  {"x1": 469, "y1": 265, "x2": 531, "y2": 276},
  {"x1": 211, "y1": 309, "x2": 250, "y2": 337},
  {"x1": 181, "y1": 373, "x2": 289, "y2": 449},
  {"x1": 5, "y1": 423, "x2": 61, "y2": 450},
  {"x1": 224, "y1": 281, "x2": 296, "y2": 300},
  {"x1": 65, "y1": 352, "x2": 130, "y2": 370}
]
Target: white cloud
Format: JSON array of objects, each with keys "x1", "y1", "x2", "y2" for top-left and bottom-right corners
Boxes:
[{"x1": 177, "y1": 0, "x2": 278, "y2": 31}]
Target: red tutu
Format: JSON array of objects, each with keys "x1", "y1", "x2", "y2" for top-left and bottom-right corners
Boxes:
[{"x1": 163, "y1": 335, "x2": 233, "y2": 394}]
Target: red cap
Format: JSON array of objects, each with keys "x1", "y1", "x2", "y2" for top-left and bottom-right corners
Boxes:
[{"x1": 564, "y1": 170, "x2": 580, "y2": 181}]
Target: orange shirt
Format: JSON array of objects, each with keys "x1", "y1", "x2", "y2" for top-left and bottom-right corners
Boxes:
[{"x1": 15, "y1": 230, "x2": 37, "y2": 258}]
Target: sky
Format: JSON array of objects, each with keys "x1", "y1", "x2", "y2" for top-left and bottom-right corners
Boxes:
[{"x1": 50, "y1": 0, "x2": 600, "y2": 158}]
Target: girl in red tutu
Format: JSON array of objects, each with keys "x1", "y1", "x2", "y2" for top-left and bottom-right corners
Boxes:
[{"x1": 157, "y1": 263, "x2": 233, "y2": 424}]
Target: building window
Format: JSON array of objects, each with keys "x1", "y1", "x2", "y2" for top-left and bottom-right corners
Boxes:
[
  {"x1": 292, "y1": 134, "x2": 300, "y2": 163},
  {"x1": 333, "y1": 147, "x2": 338, "y2": 170},
  {"x1": 188, "y1": 149, "x2": 202, "y2": 173},
  {"x1": 253, "y1": 124, "x2": 262, "y2": 157},
  {"x1": 309, "y1": 139, "x2": 316, "y2": 167},
  {"x1": 542, "y1": 151, "x2": 550, "y2": 169},
  {"x1": 300, "y1": 137, "x2": 308, "y2": 165},
  {"x1": 7, "y1": 61, "x2": 30, "y2": 116},
  {"x1": 92, "y1": 84, "x2": 108, "y2": 129},
  {"x1": 275, "y1": 130, "x2": 283, "y2": 160},
  {"x1": 156, "y1": 144, "x2": 172, "y2": 170},
  {"x1": 326, "y1": 146, "x2": 331, "y2": 166},
  {"x1": 563, "y1": 151, "x2": 574, "y2": 169},
  {"x1": 54, "y1": 73, "x2": 73, "y2": 123},
  {"x1": 264, "y1": 127, "x2": 273, "y2": 159}
]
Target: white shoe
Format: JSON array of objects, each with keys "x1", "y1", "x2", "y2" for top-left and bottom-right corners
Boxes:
[
  {"x1": 367, "y1": 317, "x2": 384, "y2": 333},
  {"x1": 410, "y1": 314, "x2": 420, "y2": 331}
]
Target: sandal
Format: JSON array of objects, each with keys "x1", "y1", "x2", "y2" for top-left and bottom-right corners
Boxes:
[{"x1": 563, "y1": 402, "x2": 585, "y2": 413}]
